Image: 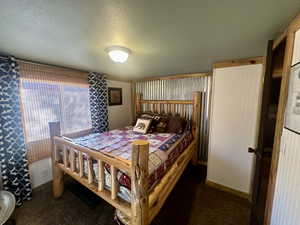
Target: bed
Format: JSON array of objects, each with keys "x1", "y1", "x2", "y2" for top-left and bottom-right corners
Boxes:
[{"x1": 50, "y1": 91, "x2": 202, "y2": 225}]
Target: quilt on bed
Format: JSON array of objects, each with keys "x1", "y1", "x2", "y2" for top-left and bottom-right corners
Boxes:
[{"x1": 63, "y1": 126, "x2": 193, "y2": 201}]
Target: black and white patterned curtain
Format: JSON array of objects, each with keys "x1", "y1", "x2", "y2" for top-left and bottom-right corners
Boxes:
[
  {"x1": 88, "y1": 72, "x2": 109, "y2": 133},
  {"x1": 0, "y1": 56, "x2": 32, "y2": 206}
]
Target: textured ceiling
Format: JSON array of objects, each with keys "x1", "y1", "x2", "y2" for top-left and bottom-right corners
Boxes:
[{"x1": 1, "y1": 0, "x2": 300, "y2": 80}]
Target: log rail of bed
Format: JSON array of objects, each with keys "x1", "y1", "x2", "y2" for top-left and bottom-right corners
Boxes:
[
  {"x1": 49, "y1": 122, "x2": 133, "y2": 217},
  {"x1": 49, "y1": 91, "x2": 202, "y2": 225}
]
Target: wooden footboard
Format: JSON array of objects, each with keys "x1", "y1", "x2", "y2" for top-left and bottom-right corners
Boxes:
[
  {"x1": 50, "y1": 122, "x2": 133, "y2": 218},
  {"x1": 49, "y1": 91, "x2": 201, "y2": 225}
]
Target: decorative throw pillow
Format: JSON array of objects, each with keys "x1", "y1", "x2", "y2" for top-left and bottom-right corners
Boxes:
[
  {"x1": 148, "y1": 114, "x2": 161, "y2": 133},
  {"x1": 133, "y1": 118, "x2": 152, "y2": 134},
  {"x1": 132, "y1": 112, "x2": 151, "y2": 126},
  {"x1": 156, "y1": 114, "x2": 169, "y2": 133},
  {"x1": 133, "y1": 112, "x2": 172, "y2": 133},
  {"x1": 141, "y1": 113, "x2": 153, "y2": 119},
  {"x1": 167, "y1": 114, "x2": 186, "y2": 134},
  {"x1": 136, "y1": 113, "x2": 162, "y2": 133}
]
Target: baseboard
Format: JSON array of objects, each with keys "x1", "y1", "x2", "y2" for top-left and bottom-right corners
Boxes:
[
  {"x1": 32, "y1": 180, "x2": 52, "y2": 193},
  {"x1": 32, "y1": 175, "x2": 71, "y2": 194},
  {"x1": 205, "y1": 179, "x2": 250, "y2": 200}
]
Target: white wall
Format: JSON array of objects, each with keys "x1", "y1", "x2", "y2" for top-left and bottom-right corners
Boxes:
[
  {"x1": 29, "y1": 79, "x2": 132, "y2": 189},
  {"x1": 271, "y1": 128, "x2": 300, "y2": 225},
  {"x1": 29, "y1": 158, "x2": 53, "y2": 189},
  {"x1": 107, "y1": 80, "x2": 133, "y2": 129},
  {"x1": 207, "y1": 64, "x2": 263, "y2": 194}
]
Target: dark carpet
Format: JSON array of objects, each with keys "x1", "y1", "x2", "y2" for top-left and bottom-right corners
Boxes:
[{"x1": 15, "y1": 165, "x2": 250, "y2": 225}]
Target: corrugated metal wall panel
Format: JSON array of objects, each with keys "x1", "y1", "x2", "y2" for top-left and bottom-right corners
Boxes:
[
  {"x1": 135, "y1": 76, "x2": 211, "y2": 162},
  {"x1": 271, "y1": 128, "x2": 300, "y2": 225}
]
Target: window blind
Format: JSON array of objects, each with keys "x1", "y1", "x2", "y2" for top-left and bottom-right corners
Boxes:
[{"x1": 19, "y1": 61, "x2": 92, "y2": 163}]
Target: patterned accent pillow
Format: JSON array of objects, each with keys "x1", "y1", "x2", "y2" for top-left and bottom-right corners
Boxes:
[
  {"x1": 133, "y1": 112, "x2": 164, "y2": 133},
  {"x1": 147, "y1": 114, "x2": 161, "y2": 133},
  {"x1": 133, "y1": 118, "x2": 152, "y2": 134},
  {"x1": 155, "y1": 114, "x2": 169, "y2": 133},
  {"x1": 132, "y1": 112, "x2": 152, "y2": 125},
  {"x1": 167, "y1": 114, "x2": 187, "y2": 134}
]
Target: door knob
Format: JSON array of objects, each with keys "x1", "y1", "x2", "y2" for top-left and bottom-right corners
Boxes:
[
  {"x1": 248, "y1": 147, "x2": 262, "y2": 158},
  {"x1": 248, "y1": 147, "x2": 256, "y2": 153}
]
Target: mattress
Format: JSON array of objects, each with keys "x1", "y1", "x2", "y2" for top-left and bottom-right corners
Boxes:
[{"x1": 63, "y1": 126, "x2": 193, "y2": 202}]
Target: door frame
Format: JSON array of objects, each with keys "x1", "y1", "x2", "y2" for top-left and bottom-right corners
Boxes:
[
  {"x1": 249, "y1": 40, "x2": 274, "y2": 225},
  {"x1": 207, "y1": 57, "x2": 264, "y2": 201},
  {"x1": 264, "y1": 13, "x2": 300, "y2": 225}
]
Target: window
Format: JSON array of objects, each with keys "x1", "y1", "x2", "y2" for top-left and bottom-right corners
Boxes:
[
  {"x1": 18, "y1": 61, "x2": 91, "y2": 163},
  {"x1": 21, "y1": 80, "x2": 92, "y2": 143}
]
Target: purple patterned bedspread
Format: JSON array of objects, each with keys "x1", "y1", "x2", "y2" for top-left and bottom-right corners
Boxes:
[
  {"x1": 70, "y1": 126, "x2": 178, "y2": 160},
  {"x1": 65, "y1": 126, "x2": 193, "y2": 190}
]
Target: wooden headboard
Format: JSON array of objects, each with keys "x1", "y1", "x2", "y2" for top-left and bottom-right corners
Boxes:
[{"x1": 135, "y1": 91, "x2": 202, "y2": 138}]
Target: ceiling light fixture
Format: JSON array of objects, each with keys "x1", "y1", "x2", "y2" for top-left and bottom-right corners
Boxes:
[{"x1": 106, "y1": 46, "x2": 131, "y2": 63}]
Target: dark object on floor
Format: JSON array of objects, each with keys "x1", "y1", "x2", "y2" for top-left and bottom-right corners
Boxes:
[
  {"x1": 15, "y1": 165, "x2": 250, "y2": 225},
  {"x1": 66, "y1": 179, "x2": 103, "y2": 208},
  {"x1": 4, "y1": 219, "x2": 16, "y2": 225}
]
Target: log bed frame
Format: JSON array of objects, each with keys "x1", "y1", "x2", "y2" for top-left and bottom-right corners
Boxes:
[{"x1": 50, "y1": 91, "x2": 202, "y2": 225}]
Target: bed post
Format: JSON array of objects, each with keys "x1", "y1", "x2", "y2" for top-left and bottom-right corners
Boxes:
[
  {"x1": 131, "y1": 140, "x2": 149, "y2": 225},
  {"x1": 192, "y1": 91, "x2": 201, "y2": 165},
  {"x1": 49, "y1": 121, "x2": 64, "y2": 198}
]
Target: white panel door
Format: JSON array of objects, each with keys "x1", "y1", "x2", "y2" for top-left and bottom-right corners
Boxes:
[
  {"x1": 207, "y1": 64, "x2": 263, "y2": 193},
  {"x1": 271, "y1": 128, "x2": 300, "y2": 225}
]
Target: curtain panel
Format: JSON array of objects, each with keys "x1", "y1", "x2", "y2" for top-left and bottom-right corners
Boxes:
[
  {"x1": 0, "y1": 56, "x2": 32, "y2": 206},
  {"x1": 88, "y1": 72, "x2": 109, "y2": 133}
]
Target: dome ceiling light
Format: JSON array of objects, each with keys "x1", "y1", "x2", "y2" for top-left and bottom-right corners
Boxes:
[{"x1": 106, "y1": 46, "x2": 131, "y2": 63}]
